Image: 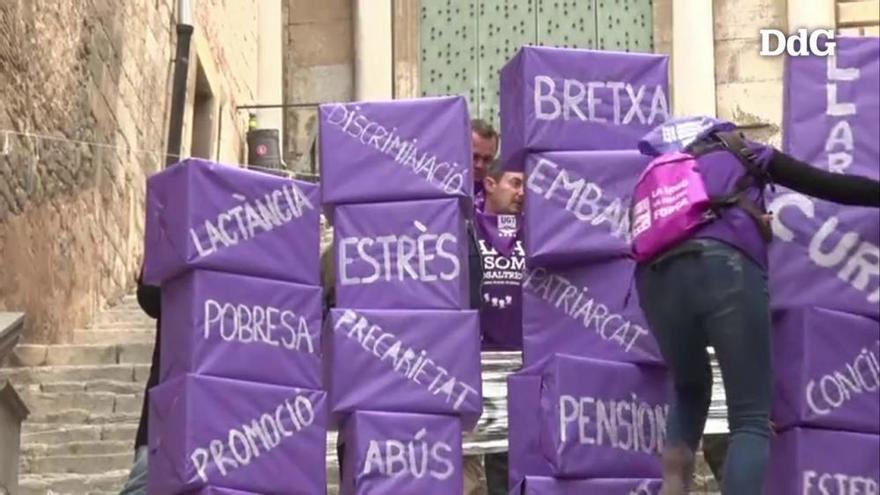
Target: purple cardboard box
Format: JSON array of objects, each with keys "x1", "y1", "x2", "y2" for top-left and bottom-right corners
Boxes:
[
  {"x1": 522, "y1": 261, "x2": 663, "y2": 367},
  {"x1": 783, "y1": 37, "x2": 878, "y2": 182},
  {"x1": 159, "y1": 269, "x2": 323, "y2": 389},
  {"x1": 524, "y1": 150, "x2": 650, "y2": 265},
  {"x1": 508, "y1": 372, "x2": 553, "y2": 488},
  {"x1": 768, "y1": 189, "x2": 880, "y2": 320},
  {"x1": 333, "y1": 198, "x2": 470, "y2": 310},
  {"x1": 500, "y1": 46, "x2": 669, "y2": 171},
  {"x1": 770, "y1": 37, "x2": 880, "y2": 319},
  {"x1": 765, "y1": 427, "x2": 879, "y2": 494},
  {"x1": 513, "y1": 477, "x2": 662, "y2": 495},
  {"x1": 772, "y1": 306, "x2": 879, "y2": 434},
  {"x1": 513, "y1": 353, "x2": 668, "y2": 480},
  {"x1": 143, "y1": 158, "x2": 320, "y2": 286},
  {"x1": 340, "y1": 411, "x2": 463, "y2": 495},
  {"x1": 148, "y1": 374, "x2": 327, "y2": 495},
  {"x1": 319, "y1": 96, "x2": 472, "y2": 205},
  {"x1": 184, "y1": 487, "x2": 263, "y2": 495},
  {"x1": 326, "y1": 308, "x2": 482, "y2": 430}
]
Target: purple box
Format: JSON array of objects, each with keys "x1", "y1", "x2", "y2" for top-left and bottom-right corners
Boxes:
[
  {"x1": 771, "y1": 37, "x2": 880, "y2": 320},
  {"x1": 319, "y1": 96, "x2": 472, "y2": 205},
  {"x1": 325, "y1": 308, "x2": 482, "y2": 430},
  {"x1": 184, "y1": 487, "x2": 263, "y2": 495},
  {"x1": 143, "y1": 158, "x2": 320, "y2": 286},
  {"x1": 513, "y1": 477, "x2": 662, "y2": 495},
  {"x1": 508, "y1": 373, "x2": 552, "y2": 488},
  {"x1": 768, "y1": 190, "x2": 880, "y2": 320},
  {"x1": 772, "y1": 306, "x2": 879, "y2": 434},
  {"x1": 159, "y1": 269, "x2": 322, "y2": 389},
  {"x1": 765, "y1": 427, "x2": 879, "y2": 494},
  {"x1": 524, "y1": 150, "x2": 650, "y2": 265},
  {"x1": 340, "y1": 411, "x2": 463, "y2": 495},
  {"x1": 522, "y1": 261, "x2": 663, "y2": 367},
  {"x1": 333, "y1": 198, "x2": 470, "y2": 310},
  {"x1": 514, "y1": 354, "x2": 668, "y2": 479},
  {"x1": 500, "y1": 46, "x2": 669, "y2": 171},
  {"x1": 148, "y1": 374, "x2": 327, "y2": 494},
  {"x1": 783, "y1": 37, "x2": 878, "y2": 182}
]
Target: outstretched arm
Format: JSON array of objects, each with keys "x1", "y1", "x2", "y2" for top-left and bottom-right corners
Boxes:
[{"x1": 767, "y1": 150, "x2": 880, "y2": 207}]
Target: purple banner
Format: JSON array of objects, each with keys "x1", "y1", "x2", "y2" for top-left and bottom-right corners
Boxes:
[
  {"x1": 536, "y1": 354, "x2": 668, "y2": 479},
  {"x1": 770, "y1": 37, "x2": 880, "y2": 319},
  {"x1": 522, "y1": 261, "x2": 663, "y2": 367},
  {"x1": 524, "y1": 150, "x2": 649, "y2": 265},
  {"x1": 499, "y1": 46, "x2": 669, "y2": 171},
  {"x1": 333, "y1": 198, "x2": 470, "y2": 310},
  {"x1": 318, "y1": 96, "x2": 472, "y2": 205},
  {"x1": 325, "y1": 308, "x2": 482, "y2": 430},
  {"x1": 772, "y1": 306, "x2": 879, "y2": 434},
  {"x1": 143, "y1": 158, "x2": 320, "y2": 286},
  {"x1": 159, "y1": 269, "x2": 322, "y2": 389},
  {"x1": 766, "y1": 427, "x2": 879, "y2": 494},
  {"x1": 513, "y1": 477, "x2": 662, "y2": 495},
  {"x1": 340, "y1": 411, "x2": 463, "y2": 495},
  {"x1": 148, "y1": 375, "x2": 327, "y2": 494}
]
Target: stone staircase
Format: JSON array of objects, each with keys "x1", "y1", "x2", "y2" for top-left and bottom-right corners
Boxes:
[{"x1": 1, "y1": 294, "x2": 153, "y2": 494}]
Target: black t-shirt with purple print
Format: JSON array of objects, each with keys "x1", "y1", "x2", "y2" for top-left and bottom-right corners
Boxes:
[{"x1": 473, "y1": 210, "x2": 525, "y2": 351}]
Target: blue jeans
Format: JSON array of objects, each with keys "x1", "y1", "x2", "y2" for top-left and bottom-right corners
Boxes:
[
  {"x1": 119, "y1": 446, "x2": 148, "y2": 495},
  {"x1": 636, "y1": 239, "x2": 772, "y2": 495}
]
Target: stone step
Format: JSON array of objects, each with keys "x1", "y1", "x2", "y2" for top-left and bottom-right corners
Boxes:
[
  {"x1": 72, "y1": 328, "x2": 154, "y2": 344},
  {"x1": 18, "y1": 469, "x2": 131, "y2": 494},
  {"x1": 23, "y1": 439, "x2": 132, "y2": 457},
  {"x1": 84, "y1": 321, "x2": 155, "y2": 331},
  {"x1": 92, "y1": 308, "x2": 153, "y2": 323},
  {"x1": 26, "y1": 408, "x2": 141, "y2": 425},
  {"x1": 20, "y1": 452, "x2": 133, "y2": 476},
  {"x1": 24, "y1": 378, "x2": 147, "y2": 395},
  {"x1": 18, "y1": 389, "x2": 142, "y2": 417},
  {"x1": 4, "y1": 342, "x2": 154, "y2": 367},
  {"x1": 22, "y1": 423, "x2": 138, "y2": 444},
  {"x1": 0, "y1": 363, "x2": 150, "y2": 385}
]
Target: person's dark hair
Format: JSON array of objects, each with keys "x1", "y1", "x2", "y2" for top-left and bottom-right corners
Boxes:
[
  {"x1": 471, "y1": 118, "x2": 499, "y2": 142},
  {"x1": 486, "y1": 159, "x2": 506, "y2": 181}
]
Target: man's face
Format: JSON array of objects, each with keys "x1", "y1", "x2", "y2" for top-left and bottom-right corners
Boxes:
[
  {"x1": 484, "y1": 171, "x2": 524, "y2": 215},
  {"x1": 472, "y1": 132, "x2": 498, "y2": 182}
]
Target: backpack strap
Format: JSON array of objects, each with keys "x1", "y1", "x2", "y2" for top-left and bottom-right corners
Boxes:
[{"x1": 707, "y1": 131, "x2": 774, "y2": 242}]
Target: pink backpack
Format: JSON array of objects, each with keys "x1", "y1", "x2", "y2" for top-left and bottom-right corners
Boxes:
[{"x1": 630, "y1": 131, "x2": 772, "y2": 262}]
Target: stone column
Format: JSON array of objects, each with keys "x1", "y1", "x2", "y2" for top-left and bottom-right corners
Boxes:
[
  {"x1": 672, "y1": 0, "x2": 717, "y2": 116},
  {"x1": 354, "y1": 0, "x2": 393, "y2": 100}
]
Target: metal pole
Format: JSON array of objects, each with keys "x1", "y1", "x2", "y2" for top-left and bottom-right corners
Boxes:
[{"x1": 164, "y1": 1, "x2": 194, "y2": 167}]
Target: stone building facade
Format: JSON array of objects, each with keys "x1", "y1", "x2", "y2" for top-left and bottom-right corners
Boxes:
[{"x1": 0, "y1": 0, "x2": 259, "y2": 343}]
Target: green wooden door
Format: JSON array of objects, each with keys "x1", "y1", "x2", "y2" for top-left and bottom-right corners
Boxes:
[{"x1": 419, "y1": 0, "x2": 654, "y2": 126}]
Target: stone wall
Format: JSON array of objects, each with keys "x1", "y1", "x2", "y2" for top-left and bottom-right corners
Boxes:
[
  {"x1": 713, "y1": 0, "x2": 788, "y2": 146},
  {"x1": 0, "y1": 0, "x2": 258, "y2": 343},
  {"x1": 282, "y1": 0, "x2": 354, "y2": 173}
]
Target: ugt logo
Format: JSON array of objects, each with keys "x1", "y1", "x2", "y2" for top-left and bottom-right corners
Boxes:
[{"x1": 759, "y1": 28, "x2": 836, "y2": 57}]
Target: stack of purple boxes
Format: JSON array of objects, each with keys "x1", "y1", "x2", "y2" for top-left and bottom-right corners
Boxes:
[
  {"x1": 764, "y1": 37, "x2": 880, "y2": 494},
  {"x1": 500, "y1": 46, "x2": 672, "y2": 494},
  {"x1": 141, "y1": 159, "x2": 328, "y2": 494},
  {"x1": 318, "y1": 96, "x2": 483, "y2": 495}
]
